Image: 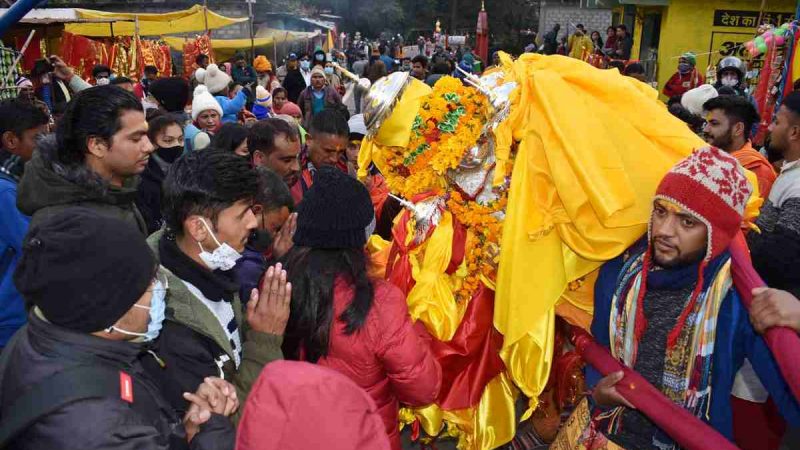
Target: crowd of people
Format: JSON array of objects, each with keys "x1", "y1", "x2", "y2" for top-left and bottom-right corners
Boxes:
[{"x1": 0, "y1": 21, "x2": 799, "y2": 450}]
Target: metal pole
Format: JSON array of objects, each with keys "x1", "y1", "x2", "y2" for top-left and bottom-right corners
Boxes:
[
  {"x1": 203, "y1": 0, "x2": 209, "y2": 34},
  {"x1": 0, "y1": 0, "x2": 40, "y2": 37},
  {"x1": 247, "y1": 0, "x2": 255, "y2": 59}
]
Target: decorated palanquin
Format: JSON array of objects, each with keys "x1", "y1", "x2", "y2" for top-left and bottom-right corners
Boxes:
[{"x1": 356, "y1": 52, "x2": 762, "y2": 449}]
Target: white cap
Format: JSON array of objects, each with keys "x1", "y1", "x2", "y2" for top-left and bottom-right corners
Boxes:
[
  {"x1": 191, "y1": 85, "x2": 223, "y2": 120},
  {"x1": 203, "y1": 64, "x2": 232, "y2": 95},
  {"x1": 681, "y1": 84, "x2": 718, "y2": 116},
  {"x1": 348, "y1": 114, "x2": 367, "y2": 136}
]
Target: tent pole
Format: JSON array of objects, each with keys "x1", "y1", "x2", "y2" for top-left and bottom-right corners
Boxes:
[
  {"x1": 203, "y1": 0, "x2": 209, "y2": 34},
  {"x1": 248, "y1": 0, "x2": 255, "y2": 59}
]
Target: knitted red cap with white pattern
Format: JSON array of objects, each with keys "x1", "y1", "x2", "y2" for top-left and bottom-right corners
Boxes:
[
  {"x1": 653, "y1": 145, "x2": 752, "y2": 261},
  {"x1": 639, "y1": 146, "x2": 753, "y2": 349}
]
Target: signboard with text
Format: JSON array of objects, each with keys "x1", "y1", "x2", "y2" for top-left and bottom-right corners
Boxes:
[
  {"x1": 713, "y1": 9, "x2": 794, "y2": 28},
  {"x1": 708, "y1": 31, "x2": 764, "y2": 70}
]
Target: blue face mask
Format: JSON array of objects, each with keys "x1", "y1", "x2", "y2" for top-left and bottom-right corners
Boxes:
[
  {"x1": 137, "y1": 279, "x2": 167, "y2": 341},
  {"x1": 324, "y1": 67, "x2": 334, "y2": 75},
  {"x1": 300, "y1": 60, "x2": 311, "y2": 70},
  {"x1": 106, "y1": 277, "x2": 168, "y2": 342}
]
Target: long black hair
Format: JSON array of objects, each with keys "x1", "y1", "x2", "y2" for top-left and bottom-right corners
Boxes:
[{"x1": 282, "y1": 246, "x2": 375, "y2": 363}]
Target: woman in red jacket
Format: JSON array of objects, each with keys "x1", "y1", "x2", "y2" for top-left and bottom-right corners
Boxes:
[{"x1": 283, "y1": 166, "x2": 442, "y2": 450}]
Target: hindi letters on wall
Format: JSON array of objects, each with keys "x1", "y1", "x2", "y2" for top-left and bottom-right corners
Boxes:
[{"x1": 713, "y1": 10, "x2": 794, "y2": 28}]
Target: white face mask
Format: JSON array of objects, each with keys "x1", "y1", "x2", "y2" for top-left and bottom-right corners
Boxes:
[
  {"x1": 96, "y1": 77, "x2": 110, "y2": 86},
  {"x1": 197, "y1": 218, "x2": 242, "y2": 271},
  {"x1": 721, "y1": 75, "x2": 739, "y2": 87},
  {"x1": 106, "y1": 277, "x2": 167, "y2": 342}
]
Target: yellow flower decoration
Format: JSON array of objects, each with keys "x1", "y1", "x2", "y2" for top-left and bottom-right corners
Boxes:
[{"x1": 383, "y1": 76, "x2": 489, "y2": 199}]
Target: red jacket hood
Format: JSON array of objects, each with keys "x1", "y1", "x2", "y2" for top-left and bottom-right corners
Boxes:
[{"x1": 236, "y1": 360, "x2": 391, "y2": 450}]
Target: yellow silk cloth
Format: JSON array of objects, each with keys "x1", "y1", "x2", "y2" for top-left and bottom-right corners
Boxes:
[
  {"x1": 358, "y1": 78, "x2": 433, "y2": 179},
  {"x1": 400, "y1": 372, "x2": 518, "y2": 450},
  {"x1": 494, "y1": 53, "x2": 707, "y2": 418}
]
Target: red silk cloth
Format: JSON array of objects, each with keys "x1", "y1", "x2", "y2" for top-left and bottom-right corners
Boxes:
[
  {"x1": 432, "y1": 284, "x2": 505, "y2": 409},
  {"x1": 729, "y1": 232, "x2": 800, "y2": 403},
  {"x1": 384, "y1": 201, "x2": 503, "y2": 410},
  {"x1": 571, "y1": 327, "x2": 737, "y2": 450}
]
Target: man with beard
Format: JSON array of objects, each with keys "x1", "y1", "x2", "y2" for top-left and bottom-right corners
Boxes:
[
  {"x1": 587, "y1": 146, "x2": 800, "y2": 449},
  {"x1": 748, "y1": 91, "x2": 800, "y2": 300},
  {"x1": 703, "y1": 95, "x2": 776, "y2": 197},
  {"x1": 17, "y1": 86, "x2": 152, "y2": 234},
  {"x1": 248, "y1": 118, "x2": 302, "y2": 190}
]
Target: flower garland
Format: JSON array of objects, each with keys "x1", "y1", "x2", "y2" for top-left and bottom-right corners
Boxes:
[
  {"x1": 447, "y1": 190, "x2": 508, "y2": 303},
  {"x1": 383, "y1": 76, "x2": 489, "y2": 198}
]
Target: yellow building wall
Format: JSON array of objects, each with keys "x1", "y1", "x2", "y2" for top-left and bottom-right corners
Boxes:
[{"x1": 643, "y1": 0, "x2": 796, "y2": 99}]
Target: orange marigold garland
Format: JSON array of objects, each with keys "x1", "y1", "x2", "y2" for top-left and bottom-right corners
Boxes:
[
  {"x1": 383, "y1": 76, "x2": 489, "y2": 198},
  {"x1": 447, "y1": 190, "x2": 508, "y2": 303}
]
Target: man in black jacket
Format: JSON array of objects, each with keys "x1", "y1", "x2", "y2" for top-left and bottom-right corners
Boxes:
[
  {"x1": 0, "y1": 208, "x2": 236, "y2": 449},
  {"x1": 17, "y1": 85, "x2": 154, "y2": 234}
]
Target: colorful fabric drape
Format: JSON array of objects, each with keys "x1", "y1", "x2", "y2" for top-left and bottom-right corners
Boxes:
[
  {"x1": 729, "y1": 232, "x2": 800, "y2": 403},
  {"x1": 138, "y1": 38, "x2": 172, "y2": 78},
  {"x1": 61, "y1": 32, "x2": 109, "y2": 81},
  {"x1": 182, "y1": 34, "x2": 214, "y2": 78}
]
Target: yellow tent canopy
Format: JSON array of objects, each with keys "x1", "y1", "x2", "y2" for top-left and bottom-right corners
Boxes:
[{"x1": 64, "y1": 5, "x2": 247, "y2": 37}]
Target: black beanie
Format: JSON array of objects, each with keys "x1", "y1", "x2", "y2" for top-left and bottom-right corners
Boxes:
[
  {"x1": 149, "y1": 77, "x2": 190, "y2": 113},
  {"x1": 14, "y1": 208, "x2": 157, "y2": 333},
  {"x1": 294, "y1": 166, "x2": 374, "y2": 249}
]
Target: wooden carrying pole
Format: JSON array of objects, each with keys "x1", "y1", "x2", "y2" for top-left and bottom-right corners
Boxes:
[{"x1": 2, "y1": 29, "x2": 35, "y2": 89}]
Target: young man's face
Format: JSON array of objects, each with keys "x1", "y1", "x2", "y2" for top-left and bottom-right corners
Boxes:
[
  {"x1": 199, "y1": 58, "x2": 209, "y2": 69},
  {"x1": 253, "y1": 133, "x2": 301, "y2": 187},
  {"x1": 90, "y1": 110, "x2": 153, "y2": 186},
  {"x1": 207, "y1": 199, "x2": 258, "y2": 254},
  {"x1": 650, "y1": 199, "x2": 708, "y2": 269},
  {"x1": 616, "y1": 28, "x2": 625, "y2": 38},
  {"x1": 411, "y1": 62, "x2": 425, "y2": 79},
  {"x1": 703, "y1": 109, "x2": 738, "y2": 151},
  {"x1": 197, "y1": 110, "x2": 220, "y2": 131},
  {"x1": 767, "y1": 105, "x2": 799, "y2": 159},
  {"x1": 307, "y1": 132, "x2": 347, "y2": 169},
  {"x1": 236, "y1": 59, "x2": 246, "y2": 68},
  {"x1": 2, "y1": 124, "x2": 48, "y2": 161}
]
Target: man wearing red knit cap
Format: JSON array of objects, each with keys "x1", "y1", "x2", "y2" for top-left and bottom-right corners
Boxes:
[{"x1": 584, "y1": 146, "x2": 800, "y2": 449}]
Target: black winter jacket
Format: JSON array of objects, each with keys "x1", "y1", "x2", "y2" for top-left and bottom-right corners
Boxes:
[
  {"x1": 0, "y1": 312, "x2": 234, "y2": 449},
  {"x1": 16, "y1": 135, "x2": 147, "y2": 234},
  {"x1": 135, "y1": 155, "x2": 169, "y2": 235}
]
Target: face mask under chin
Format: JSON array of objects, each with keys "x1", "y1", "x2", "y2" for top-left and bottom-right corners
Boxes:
[{"x1": 196, "y1": 218, "x2": 243, "y2": 271}]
